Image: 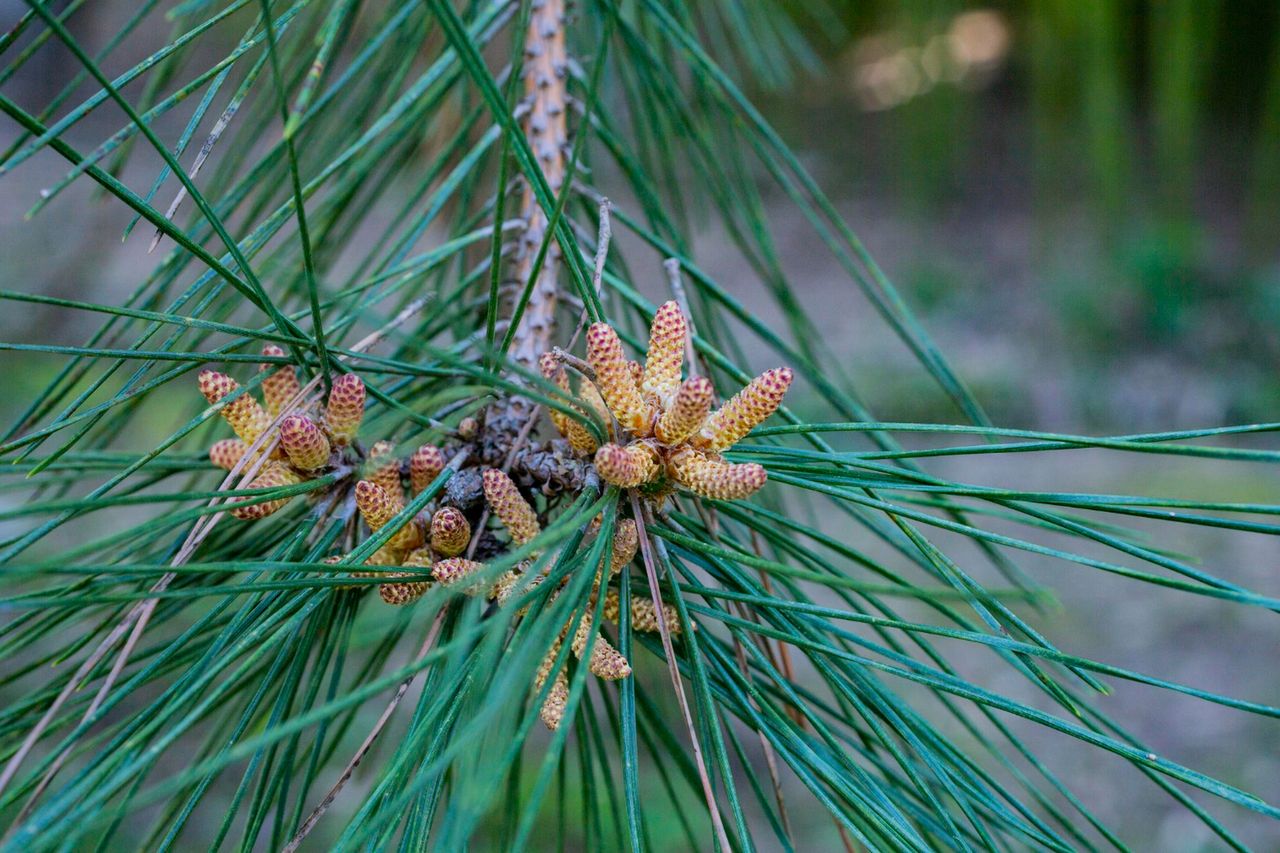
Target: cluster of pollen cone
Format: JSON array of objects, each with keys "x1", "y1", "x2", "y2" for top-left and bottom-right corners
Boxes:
[
  {"x1": 344, "y1": 468, "x2": 678, "y2": 730},
  {"x1": 540, "y1": 300, "x2": 792, "y2": 503},
  {"x1": 199, "y1": 350, "x2": 479, "y2": 604},
  {"x1": 198, "y1": 347, "x2": 684, "y2": 730},
  {"x1": 416, "y1": 469, "x2": 681, "y2": 730},
  {"x1": 199, "y1": 345, "x2": 366, "y2": 520}
]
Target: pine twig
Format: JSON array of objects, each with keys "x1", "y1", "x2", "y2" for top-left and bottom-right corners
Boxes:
[{"x1": 506, "y1": 0, "x2": 569, "y2": 377}]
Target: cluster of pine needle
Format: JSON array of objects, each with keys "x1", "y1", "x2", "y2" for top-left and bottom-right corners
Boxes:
[{"x1": 0, "y1": 1, "x2": 1277, "y2": 850}]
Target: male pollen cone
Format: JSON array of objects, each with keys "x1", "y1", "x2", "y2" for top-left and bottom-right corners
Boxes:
[
  {"x1": 365, "y1": 544, "x2": 402, "y2": 568},
  {"x1": 671, "y1": 451, "x2": 767, "y2": 501},
  {"x1": 366, "y1": 440, "x2": 403, "y2": 506},
  {"x1": 199, "y1": 369, "x2": 271, "y2": 446},
  {"x1": 431, "y1": 557, "x2": 487, "y2": 588},
  {"x1": 409, "y1": 444, "x2": 446, "y2": 495},
  {"x1": 379, "y1": 573, "x2": 430, "y2": 605},
  {"x1": 482, "y1": 469, "x2": 541, "y2": 546},
  {"x1": 259, "y1": 345, "x2": 301, "y2": 417},
  {"x1": 539, "y1": 351, "x2": 598, "y2": 456},
  {"x1": 641, "y1": 300, "x2": 686, "y2": 406},
  {"x1": 279, "y1": 414, "x2": 330, "y2": 470},
  {"x1": 585, "y1": 323, "x2": 649, "y2": 432},
  {"x1": 654, "y1": 376, "x2": 713, "y2": 445},
  {"x1": 561, "y1": 415, "x2": 600, "y2": 457},
  {"x1": 343, "y1": 544, "x2": 402, "y2": 584},
  {"x1": 696, "y1": 366, "x2": 793, "y2": 452},
  {"x1": 593, "y1": 442, "x2": 658, "y2": 488},
  {"x1": 579, "y1": 382, "x2": 610, "y2": 426},
  {"x1": 324, "y1": 373, "x2": 366, "y2": 445},
  {"x1": 603, "y1": 590, "x2": 682, "y2": 634},
  {"x1": 209, "y1": 438, "x2": 249, "y2": 471},
  {"x1": 430, "y1": 507, "x2": 471, "y2": 557},
  {"x1": 539, "y1": 351, "x2": 574, "y2": 440},
  {"x1": 570, "y1": 615, "x2": 632, "y2": 680},
  {"x1": 609, "y1": 518, "x2": 638, "y2": 575},
  {"x1": 230, "y1": 462, "x2": 302, "y2": 520},
  {"x1": 378, "y1": 549, "x2": 432, "y2": 606},
  {"x1": 535, "y1": 647, "x2": 569, "y2": 731},
  {"x1": 355, "y1": 479, "x2": 422, "y2": 549},
  {"x1": 490, "y1": 568, "x2": 529, "y2": 607}
]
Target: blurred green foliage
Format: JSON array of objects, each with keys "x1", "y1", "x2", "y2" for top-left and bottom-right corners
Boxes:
[
  {"x1": 800, "y1": 1, "x2": 1280, "y2": 235},
  {"x1": 759, "y1": 0, "x2": 1280, "y2": 425}
]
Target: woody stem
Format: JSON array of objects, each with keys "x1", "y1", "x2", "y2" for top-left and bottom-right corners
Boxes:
[{"x1": 507, "y1": 0, "x2": 568, "y2": 388}]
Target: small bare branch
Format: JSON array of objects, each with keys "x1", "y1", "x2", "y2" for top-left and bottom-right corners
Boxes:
[{"x1": 550, "y1": 346, "x2": 594, "y2": 381}]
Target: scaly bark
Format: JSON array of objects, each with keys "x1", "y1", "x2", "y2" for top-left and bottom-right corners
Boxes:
[{"x1": 508, "y1": 0, "x2": 568, "y2": 396}]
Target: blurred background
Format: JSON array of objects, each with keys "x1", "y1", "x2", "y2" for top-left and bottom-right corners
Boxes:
[
  {"x1": 752, "y1": 1, "x2": 1280, "y2": 432},
  {"x1": 1, "y1": 1, "x2": 1278, "y2": 848}
]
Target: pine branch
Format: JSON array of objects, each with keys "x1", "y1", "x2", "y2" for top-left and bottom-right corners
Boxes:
[
  {"x1": 507, "y1": 0, "x2": 569, "y2": 379},
  {"x1": 0, "y1": 3, "x2": 1275, "y2": 849}
]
